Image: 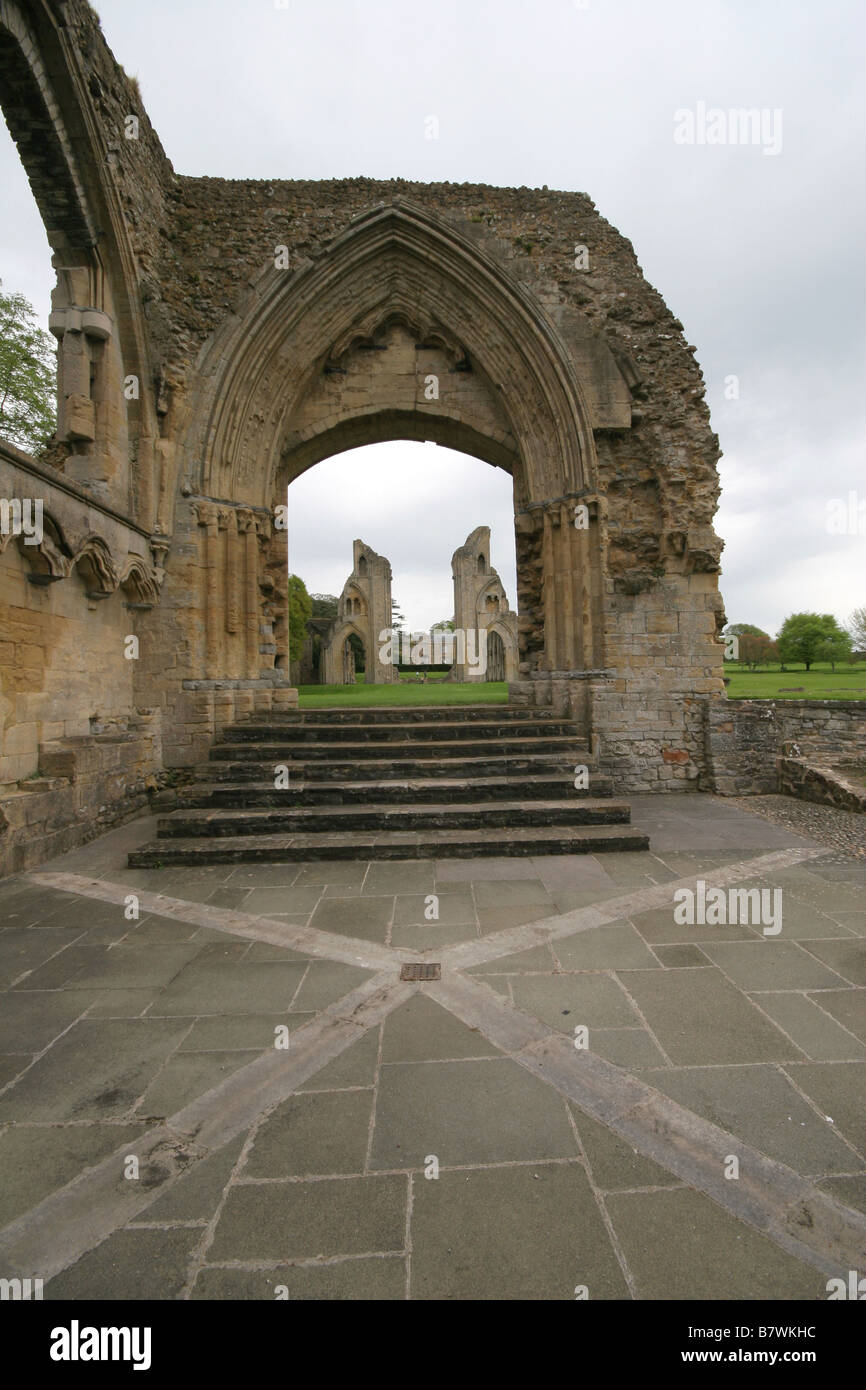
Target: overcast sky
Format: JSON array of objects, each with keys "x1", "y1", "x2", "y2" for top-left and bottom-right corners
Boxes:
[{"x1": 2, "y1": 0, "x2": 864, "y2": 633}]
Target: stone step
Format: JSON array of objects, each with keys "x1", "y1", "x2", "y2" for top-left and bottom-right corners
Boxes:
[
  {"x1": 158, "y1": 799, "x2": 632, "y2": 837},
  {"x1": 220, "y1": 718, "x2": 579, "y2": 743},
  {"x1": 184, "y1": 773, "x2": 614, "y2": 806},
  {"x1": 229, "y1": 704, "x2": 559, "y2": 726},
  {"x1": 198, "y1": 754, "x2": 606, "y2": 786},
  {"x1": 129, "y1": 822, "x2": 651, "y2": 866},
  {"x1": 210, "y1": 735, "x2": 588, "y2": 762}
]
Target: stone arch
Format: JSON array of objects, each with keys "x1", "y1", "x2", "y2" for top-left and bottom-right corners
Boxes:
[
  {"x1": 0, "y1": 0, "x2": 170, "y2": 520},
  {"x1": 0, "y1": 1, "x2": 95, "y2": 250},
  {"x1": 484, "y1": 618, "x2": 518, "y2": 683},
  {"x1": 177, "y1": 202, "x2": 633, "y2": 693},
  {"x1": 320, "y1": 619, "x2": 370, "y2": 686},
  {"x1": 186, "y1": 201, "x2": 605, "y2": 512},
  {"x1": 477, "y1": 576, "x2": 507, "y2": 617}
]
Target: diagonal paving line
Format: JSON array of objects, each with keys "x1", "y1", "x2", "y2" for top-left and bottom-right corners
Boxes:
[
  {"x1": 0, "y1": 972, "x2": 413, "y2": 1284},
  {"x1": 27, "y1": 871, "x2": 417, "y2": 971},
  {"x1": 9, "y1": 844, "x2": 850, "y2": 1294},
  {"x1": 422, "y1": 970, "x2": 866, "y2": 1280},
  {"x1": 438, "y1": 847, "x2": 826, "y2": 971}
]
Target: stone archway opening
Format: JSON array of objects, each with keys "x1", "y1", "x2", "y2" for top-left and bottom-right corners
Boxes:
[
  {"x1": 487, "y1": 631, "x2": 506, "y2": 683},
  {"x1": 280, "y1": 437, "x2": 521, "y2": 693}
]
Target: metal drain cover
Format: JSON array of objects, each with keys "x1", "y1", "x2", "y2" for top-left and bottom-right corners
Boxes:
[{"x1": 400, "y1": 963, "x2": 441, "y2": 981}]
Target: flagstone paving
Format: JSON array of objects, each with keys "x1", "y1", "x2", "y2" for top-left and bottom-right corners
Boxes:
[{"x1": 0, "y1": 793, "x2": 863, "y2": 1300}]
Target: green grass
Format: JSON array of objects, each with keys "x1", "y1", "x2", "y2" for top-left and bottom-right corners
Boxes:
[
  {"x1": 297, "y1": 679, "x2": 508, "y2": 709},
  {"x1": 723, "y1": 660, "x2": 866, "y2": 700},
  {"x1": 296, "y1": 661, "x2": 866, "y2": 708}
]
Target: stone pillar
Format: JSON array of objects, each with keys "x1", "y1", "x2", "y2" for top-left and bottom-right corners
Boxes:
[
  {"x1": 238, "y1": 510, "x2": 259, "y2": 679},
  {"x1": 225, "y1": 506, "x2": 241, "y2": 678},
  {"x1": 541, "y1": 508, "x2": 558, "y2": 672},
  {"x1": 194, "y1": 502, "x2": 222, "y2": 679}
]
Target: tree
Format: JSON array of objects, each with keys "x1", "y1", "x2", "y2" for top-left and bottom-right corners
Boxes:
[
  {"x1": 817, "y1": 631, "x2": 853, "y2": 672},
  {"x1": 776, "y1": 613, "x2": 852, "y2": 672},
  {"x1": 738, "y1": 631, "x2": 776, "y2": 670},
  {"x1": 848, "y1": 607, "x2": 866, "y2": 653},
  {"x1": 0, "y1": 281, "x2": 56, "y2": 453},
  {"x1": 726, "y1": 623, "x2": 769, "y2": 639},
  {"x1": 287, "y1": 574, "x2": 312, "y2": 660},
  {"x1": 309, "y1": 593, "x2": 338, "y2": 619},
  {"x1": 431, "y1": 618, "x2": 455, "y2": 632}
]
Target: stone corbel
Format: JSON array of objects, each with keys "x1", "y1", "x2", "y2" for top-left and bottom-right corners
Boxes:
[
  {"x1": 48, "y1": 307, "x2": 113, "y2": 342},
  {"x1": 150, "y1": 529, "x2": 170, "y2": 583},
  {"x1": 73, "y1": 535, "x2": 119, "y2": 597},
  {"x1": 193, "y1": 501, "x2": 221, "y2": 531},
  {"x1": 22, "y1": 532, "x2": 73, "y2": 586},
  {"x1": 119, "y1": 556, "x2": 160, "y2": 607}
]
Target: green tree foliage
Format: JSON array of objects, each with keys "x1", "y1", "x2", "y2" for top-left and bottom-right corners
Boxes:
[
  {"x1": 288, "y1": 574, "x2": 313, "y2": 660},
  {"x1": 0, "y1": 281, "x2": 56, "y2": 453},
  {"x1": 848, "y1": 607, "x2": 866, "y2": 652},
  {"x1": 726, "y1": 622, "x2": 769, "y2": 639},
  {"x1": 310, "y1": 593, "x2": 339, "y2": 619},
  {"x1": 776, "y1": 613, "x2": 852, "y2": 672},
  {"x1": 817, "y1": 631, "x2": 854, "y2": 672},
  {"x1": 737, "y1": 632, "x2": 778, "y2": 669}
]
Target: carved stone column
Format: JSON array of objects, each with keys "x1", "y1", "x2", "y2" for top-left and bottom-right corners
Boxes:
[
  {"x1": 238, "y1": 509, "x2": 259, "y2": 679},
  {"x1": 224, "y1": 507, "x2": 242, "y2": 678},
  {"x1": 194, "y1": 502, "x2": 222, "y2": 679}
]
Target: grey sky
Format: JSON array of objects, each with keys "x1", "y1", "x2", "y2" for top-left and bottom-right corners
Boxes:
[{"x1": 2, "y1": 0, "x2": 863, "y2": 633}]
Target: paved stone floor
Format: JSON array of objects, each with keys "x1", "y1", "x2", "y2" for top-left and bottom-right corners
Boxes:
[{"x1": 0, "y1": 793, "x2": 864, "y2": 1300}]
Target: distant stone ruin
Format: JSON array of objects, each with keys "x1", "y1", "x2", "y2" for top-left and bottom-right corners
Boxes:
[
  {"x1": 451, "y1": 527, "x2": 518, "y2": 682},
  {"x1": 318, "y1": 540, "x2": 397, "y2": 685}
]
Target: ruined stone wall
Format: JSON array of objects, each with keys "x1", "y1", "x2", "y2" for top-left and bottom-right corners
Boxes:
[
  {"x1": 0, "y1": 442, "x2": 163, "y2": 875},
  {"x1": 0, "y1": 0, "x2": 730, "y2": 864},
  {"x1": 156, "y1": 177, "x2": 719, "y2": 549},
  {"x1": 451, "y1": 526, "x2": 518, "y2": 682},
  {"x1": 132, "y1": 171, "x2": 723, "y2": 782},
  {"x1": 1, "y1": 0, "x2": 174, "y2": 520},
  {"x1": 704, "y1": 700, "x2": 866, "y2": 796},
  {"x1": 320, "y1": 540, "x2": 396, "y2": 685}
]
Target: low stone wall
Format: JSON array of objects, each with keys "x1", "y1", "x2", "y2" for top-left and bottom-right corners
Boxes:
[
  {"x1": 0, "y1": 721, "x2": 163, "y2": 877},
  {"x1": 777, "y1": 757, "x2": 866, "y2": 814},
  {"x1": 704, "y1": 700, "x2": 866, "y2": 795}
]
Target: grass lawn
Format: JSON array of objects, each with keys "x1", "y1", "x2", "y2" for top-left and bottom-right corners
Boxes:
[
  {"x1": 724, "y1": 660, "x2": 866, "y2": 700},
  {"x1": 296, "y1": 662, "x2": 866, "y2": 708},
  {"x1": 297, "y1": 677, "x2": 508, "y2": 708}
]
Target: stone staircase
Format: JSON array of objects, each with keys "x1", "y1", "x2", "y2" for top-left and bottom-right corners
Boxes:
[{"x1": 128, "y1": 706, "x2": 650, "y2": 865}]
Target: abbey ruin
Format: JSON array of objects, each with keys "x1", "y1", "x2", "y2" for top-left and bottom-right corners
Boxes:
[
  {"x1": 0, "y1": 0, "x2": 732, "y2": 876},
  {"x1": 298, "y1": 527, "x2": 518, "y2": 686}
]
